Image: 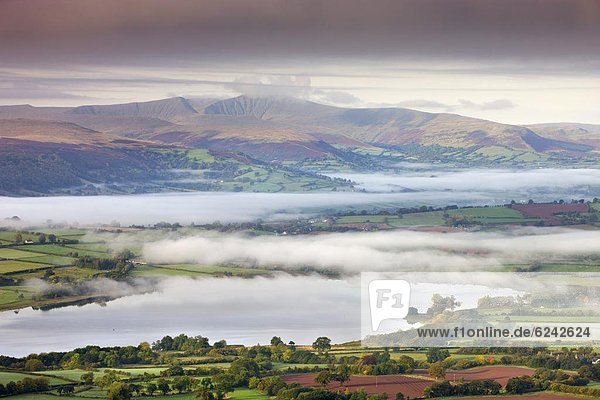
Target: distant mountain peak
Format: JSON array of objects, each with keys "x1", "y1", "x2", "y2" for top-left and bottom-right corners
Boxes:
[
  {"x1": 68, "y1": 96, "x2": 198, "y2": 120},
  {"x1": 203, "y1": 95, "x2": 340, "y2": 121}
]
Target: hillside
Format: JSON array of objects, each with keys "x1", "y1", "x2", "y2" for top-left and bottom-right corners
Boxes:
[
  {"x1": 0, "y1": 119, "x2": 347, "y2": 196},
  {"x1": 0, "y1": 119, "x2": 191, "y2": 196},
  {"x1": 0, "y1": 96, "x2": 598, "y2": 195},
  {"x1": 1, "y1": 96, "x2": 597, "y2": 165}
]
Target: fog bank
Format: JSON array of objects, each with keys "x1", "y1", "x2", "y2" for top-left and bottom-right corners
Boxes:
[
  {"x1": 143, "y1": 228, "x2": 600, "y2": 273},
  {"x1": 2, "y1": 167, "x2": 599, "y2": 227},
  {"x1": 331, "y1": 168, "x2": 600, "y2": 193}
]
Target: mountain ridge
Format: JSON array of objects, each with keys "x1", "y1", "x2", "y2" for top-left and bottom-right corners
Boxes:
[{"x1": 0, "y1": 95, "x2": 598, "y2": 165}]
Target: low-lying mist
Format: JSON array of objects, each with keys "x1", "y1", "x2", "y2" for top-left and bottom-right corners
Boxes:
[
  {"x1": 142, "y1": 228, "x2": 600, "y2": 273},
  {"x1": 2, "y1": 167, "x2": 598, "y2": 227},
  {"x1": 331, "y1": 168, "x2": 600, "y2": 193}
]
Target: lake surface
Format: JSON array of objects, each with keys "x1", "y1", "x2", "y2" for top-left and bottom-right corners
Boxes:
[
  {"x1": 0, "y1": 274, "x2": 523, "y2": 356},
  {"x1": 0, "y1": 276, "x2": 361, "y2": 356},
  {"x1": 1, "y1": 168, "x2": 598, "y2": 226},
  {"x1": 0, "y1": 167, "x2": 599, "y2": 356}
]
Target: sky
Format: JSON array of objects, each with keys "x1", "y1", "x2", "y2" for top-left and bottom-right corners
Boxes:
[{"x1": 0, "y1": 0, "x2": 599, "y2": 124}]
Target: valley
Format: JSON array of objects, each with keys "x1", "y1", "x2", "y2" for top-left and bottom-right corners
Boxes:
[{"x1": 1, "y1": 97, "x2": 599, "y2": 196}]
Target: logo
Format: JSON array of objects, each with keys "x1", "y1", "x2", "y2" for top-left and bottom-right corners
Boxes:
[{"x1": 368, "y1": 279, "x2": 411, "y2": 331}]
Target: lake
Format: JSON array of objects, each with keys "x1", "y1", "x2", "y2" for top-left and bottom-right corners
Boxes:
[{"x1": 0, "y1": 274, "x2": 526, "y2": 356}]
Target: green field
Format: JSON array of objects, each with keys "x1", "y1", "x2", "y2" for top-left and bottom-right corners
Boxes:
[
  {"x1": 19, "y1": 255, "x2": 76, "y2": 265},
  {"x1": 0, "y1": 287, "x2": 25, "y2": 304},
  {"x1": 5, "y1": 395, "x2": 74, "y2": 400},
  {"x1": 229, "y1": 389, "x2": 270, "y2": 400},
  {"x1": 132, "y1": 264, "x2": 271, "y2": 278},
  {"x1": 0, "y1": 371, "x2": 70, "y2": 386},
  {"x1": 336, "y1": 211, "x2": 446, "y2": 226},
  {"x1": 334, "y1": 206, "x2": 532, "y2": 227},
  {"x1": 0, "y1": 248, "x2": 41, "y2": 259},
  {"x1": 0, "y1": 232, "x2": 39, "y2": 243},
  {"x1": 0, "y1": 260, "x2": 50, "y2": 273},
  {"x1": 14, "y1": 244, "x2": 111, "y2": 258},
  {"x1": 32, "y1": 369, "x2": 94, "y2": 381},
  {"x1": 19, "y1": 244, "x2": 83, "y2": 256},
  {"x1": 447, "y1": 206, "x2": 528, "y2": 222}
]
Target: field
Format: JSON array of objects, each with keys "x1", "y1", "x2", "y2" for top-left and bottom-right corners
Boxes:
[
  {"x1": 132, "y1": 264, "x2": 271, "y2": 278},
  {"x1": 511, "y1": 203, "x2": 589, "y2": 218},
  {"x1": 452, "y1": 394, "x2": 591, "y2": 400},
  {"x1": 446, "y1": 206, "x2": 532, "y2": 224},
  {"x1": 416, "y1": 366, "x2": 535, "y2": 386},
  {"x1": 0, "y1": 371, "x2": 70, "y2": 386},
  {"x1": 282, "y1": 373, "x2": 433, "y2": 399},
  {"x1": 332, "y1": 206, "x2": 536, "y2": 229},
  {"x1": 0, "y1": 248, "x2": 42, "y2": 259},
  {"x1": 0, "y1": 227, "x2": 278, "y2": 311},
  {"x1": 0, "y1": 260, "x2": 50, "y2": 273},
  {"x1": 284, "y1": 366, "x2": 538, "y2": 398}
]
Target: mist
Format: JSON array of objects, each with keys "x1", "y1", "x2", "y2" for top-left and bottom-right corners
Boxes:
[
  {"x1": 330, "y1": 168, "x2": 600, "y2": 193},
  {"x1": 142, "y1": 228, "x2": 600, "y2": 273},
  {"x1": 1, "y1": 168, "x2": 598, "y2": 227}
]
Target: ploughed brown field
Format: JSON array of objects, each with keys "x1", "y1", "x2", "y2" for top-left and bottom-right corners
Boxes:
[
  {"x1": 282, "y1": 373, "x2": 433, "y2": 399},
  {"x1": 283, "y1": 366, "x2": 536, "y2": 398},
  {"x1": 511, "y1": 203, "x2": 589, "y2": 219},
  {"x1": 416, "y1": 366, "x2": 535, "y2": 387},
  {"x1": 455, "y1": 394, "x2": 584, "y2": 400}
]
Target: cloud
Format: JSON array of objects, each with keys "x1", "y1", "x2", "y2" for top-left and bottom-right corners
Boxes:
[
  {"x1": 229, "y1": 74, "x2": 361, "y2": 105},
  {"x1": 458, "y1": 98, "x2": 515, "y2": 111},
  {"x1": 0, "y1": 79, "x2": 89, "y2": 101},
  {"x1": 0, "y1": 0, "x2": 598, "y2": 65},
  {"x1": 312, "y1": 90, "x2": 361, "y2": 105},
  {"x1": 392, "y1": 98, "x2": 516, "y2": 113},
  {"x1": 395, "y1": 100, "x2": 451, "y2": 109},
  {"x1": 230, "y1": 75, "x2": 313, "y2": 98}
]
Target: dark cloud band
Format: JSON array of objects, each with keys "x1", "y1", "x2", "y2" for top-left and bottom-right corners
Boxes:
[{"x1": 1, "y1": 0, "x2": 598, "y2": 64}]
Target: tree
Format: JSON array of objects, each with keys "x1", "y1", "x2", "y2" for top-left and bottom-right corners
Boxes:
[
  {"x1": 48, "y1": 234, "x2": 57, "y2": 243},
  {"x1": 424, "y1": 380, "x2": 454, "y2": 398},
  {"x1": 395, "y1": 393, "x2": 405, "y2": 400},
  {"x1": 157, "y1": 378, "x2": 170, "y2": 395},
  {"x1": 213, "y1": 373, "x2": 235, "y2": 399},
  {"x1": 173, "y1": 376, "x2": 194, "y2": 393},
  {"x1": 333, "y1": 364, "x2": 351, "y2": 387},
  {"x1": 506, "y1": 376, "x2": 534, "y2": 394},
  {"x1": 81, "y1": 372, "x2": 94, "y2": 385},
  {"x1": 428, "y1": 362, "x2": 446, "y2": 380},
  {"x1": 38, "y1": 233, "x2": 47, "y2": 244},
  {"x1": 196, "y1": 386, "x2": 215, "y2": 400},
  {"x1": 107, "y1": 382, "x2": 133, "y2": 400},
  {"x1": 15, "y1": 233, "x2": 23, "y2": 244},
  {"x1": 426, "y1": 349, "x2": 450, "y2": 363},
  {"x1": 427, "y1": 294, "x2": 461, "y2": 316},
  {"x1": 312, "y1": 337, "x2": 332, "y2": 355},
  {"x1": 271, "y1": 336, "x2": 284, "y2": 346},
  {"x1": 24, "y1": 358, "x2": 45, "y2": 371},
  {"x1": 146, "y1": 382, "x2": 158, "y2": 396},
  {"x1": 315, "y1": 370, "x2": 332, "y2": 387}
]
